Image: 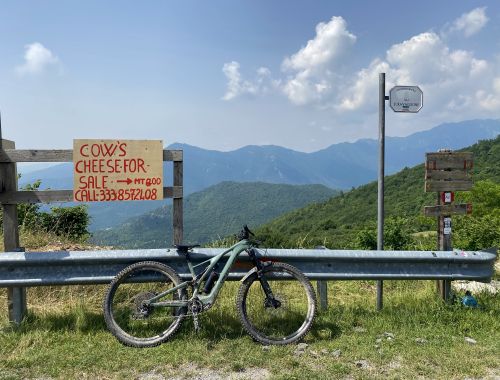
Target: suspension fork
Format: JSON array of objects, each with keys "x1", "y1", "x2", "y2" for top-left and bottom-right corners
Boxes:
[{"x1": 247, "y1": 249, "x2": 281, "y2": 308}]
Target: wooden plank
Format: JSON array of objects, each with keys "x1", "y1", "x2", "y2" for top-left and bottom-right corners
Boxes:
[
  {"x1": 173, "y1": 161, "x2": 183, "y2": 245},
  {"x1": 163, "y1": 150, "x2": 183, "y2": 162},
  {"x1": 426, "y1": 152, "x2": 473, "y2": 160},
  {"x1": 0, "y1": 140, "x2": 27, "y2": 323},
  {"x1": 425, "y1": 180, "x2": 473, "y2": 192},
  {"x1": 0, "y1": 187, "x2": 182, "y2": 204},
  {"x1": 426, "y1": 152, "x2": 473, "y2": 170},
  {"x1": 0, "y1": 149, "x2": 73, "y2": 162},
  {"x1": 0, "y1": 149, "x2": 182, "y2": 162},
  {"x1": 164, "y1": 186, "x2": 183, "y2": 199},
  {"x1": 426, "y1": 159, "x2": 473, "y2": 170},
  {"x1": 424, "y1": 203, "x2": 472, "y2": 217},
  {"x1": 425, "y1": 170, "x2": 472, "y2": 181}
]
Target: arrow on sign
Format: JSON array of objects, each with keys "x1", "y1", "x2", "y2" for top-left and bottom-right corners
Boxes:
[{"x1": 116, "y1": 178, "x2": 133, "y2": 185}]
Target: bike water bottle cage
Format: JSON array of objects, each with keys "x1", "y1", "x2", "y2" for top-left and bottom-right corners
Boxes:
[{"x1": 175, "y1": 244, "x2": 200, "y2": 254}]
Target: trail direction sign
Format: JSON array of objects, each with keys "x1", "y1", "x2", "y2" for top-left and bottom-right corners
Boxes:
[
  {"x1": 73, "y1": 139, "x2": 163, "y2": 202},
  {"x1": 425, "y1": 152, "x2": 473, "y2": 192},
  {"x1": 389, "y1": 86, "x2": 423, "y2": 113}
]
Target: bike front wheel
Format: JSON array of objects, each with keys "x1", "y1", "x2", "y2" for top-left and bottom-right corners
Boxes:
[
  {"x1": 103, "y1": 261, "x2": 186, "y2": 348},
  {"x1": 236, "y1": 262, "x2": 317, "y2": 345}
]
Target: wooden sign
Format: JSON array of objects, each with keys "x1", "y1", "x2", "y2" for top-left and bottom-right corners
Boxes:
[
  {"x1": 423, "y1": 203, "x2": 472, "y2": 217},
  {"x1": 73, "y1": 139, "x2": 163, "y2": 202},
  {"x1": 425, "y1": 152, "x2": 473, "y2": 192}
]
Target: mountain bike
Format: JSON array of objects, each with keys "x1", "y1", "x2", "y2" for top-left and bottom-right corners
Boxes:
[{"x1": 103, "y1": 226, "x2": 317, "y2": 347}]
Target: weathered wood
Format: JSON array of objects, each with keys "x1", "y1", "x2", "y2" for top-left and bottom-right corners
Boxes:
[
  {"x1": 425, "y1": 180, "x2": 473, "y2": 192},
  {"x1": 0, "y1": 140, "x2": 26, "y2": 323},
  {"x1": 0, "y1": 187, "x2": 182, "y2": 204},
  {"x1": 0, "y1": 149, "x2": 181, "y2": 162},
  {"x1": 426, "y1": 152, "x2": 473, "y2": 170},
  {"x1": 165, "y1": 186, "x2": 183, "y2": 199},
  {"x1": 173, "y1": 161, "x2": 183, "y2": 245},
  {"x1": 425, "y1": 170, "x2": 472, "y2": 181},
  {"x1": 163, "y1": 150, "x2": 183, "y2": 162},
  {"x1": 424, "y1": 203, "x2": 472, "y2": 217},
  {"x1": 0, "y1": 150, "x2": 72, "y2": 162},
  {"x1": 426, "y1": 152, "x2": 473, "y2": 161}
]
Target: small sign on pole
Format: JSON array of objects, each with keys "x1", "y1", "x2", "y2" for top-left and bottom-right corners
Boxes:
[
  {"x1": 389, "y1": 86, "x2": 423, "y2": 113},
  {"x1": 73, "y1": 139, "x2": 164, "y2": 202}
]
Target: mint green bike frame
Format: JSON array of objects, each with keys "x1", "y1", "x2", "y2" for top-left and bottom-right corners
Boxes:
[{"x1": 145, "y1": 239, "x2": 253, "y2": 310}]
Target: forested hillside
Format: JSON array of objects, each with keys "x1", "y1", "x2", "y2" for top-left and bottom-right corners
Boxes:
[
  {"x1": 257, "y1": 136, "x2": 500, "y2": 250},
  {"x1": 91, "y1": 182, "x2": 337, "y2": 248}
]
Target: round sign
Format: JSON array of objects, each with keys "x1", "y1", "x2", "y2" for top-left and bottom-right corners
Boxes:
[{"x1": 389, "y1": 86, "x2": 423, "y2": 113}]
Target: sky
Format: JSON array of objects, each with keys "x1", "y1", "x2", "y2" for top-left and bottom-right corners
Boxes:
[{"x1": 0, "y1": 1, "x2": 499, "y2": 152}]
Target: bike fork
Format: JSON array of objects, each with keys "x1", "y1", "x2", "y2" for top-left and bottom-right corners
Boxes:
[{"x1": 249, "y1": 249, "x2": 281, "y2": 309}]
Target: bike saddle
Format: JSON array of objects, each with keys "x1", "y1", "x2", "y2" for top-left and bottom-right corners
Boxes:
[{"x1": 175, "y1": 244, "x2": 200, "y2": 254}]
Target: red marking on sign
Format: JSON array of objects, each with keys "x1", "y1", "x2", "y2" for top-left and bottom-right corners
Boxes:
[
  {"x1": 117, "y1": 178, "x2": 133, "y2": 185},
  {"x1": 441, "y1": 191, "x2": 454, "y2": 204}
]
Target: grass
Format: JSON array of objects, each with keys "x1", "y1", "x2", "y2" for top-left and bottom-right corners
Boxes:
[{"x1": 0, "y1": 279, "x2": 499, "y2": 380}]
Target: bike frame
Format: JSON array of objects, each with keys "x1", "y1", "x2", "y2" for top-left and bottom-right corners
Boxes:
[{"x1": 145, "y1": 239, "x2": 253, "y2": 309}]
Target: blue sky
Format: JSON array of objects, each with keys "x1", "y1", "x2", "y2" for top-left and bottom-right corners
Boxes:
[{"x1": 1, "y1": 1, "x2": 499, "y2": 152}]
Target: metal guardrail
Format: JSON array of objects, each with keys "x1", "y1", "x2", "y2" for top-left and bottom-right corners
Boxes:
[{"x1": 0, "y1": 247, "x2": 496, "y2": 287}]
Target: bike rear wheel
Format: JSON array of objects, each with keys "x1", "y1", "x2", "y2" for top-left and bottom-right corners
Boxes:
[
  {"x1": 236, "y1": 262, "x2": 317, "y2": 345},
  {"x1": 103, "y1": 261, "x2": 186, "y2": 348}
]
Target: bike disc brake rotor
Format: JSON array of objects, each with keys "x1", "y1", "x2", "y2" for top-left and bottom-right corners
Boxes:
[{"x1": 132, "y1": 291, "x2": 156, "y2": 319}]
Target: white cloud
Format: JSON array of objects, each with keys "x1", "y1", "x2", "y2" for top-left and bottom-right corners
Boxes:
[
  {"x1": 222, "y1": 62, "x2": 277, "y2": 100},
  {"x1": 449, "y1": 7, "x2": 488, "y2": 37},
  {"x1": 16, "y1": 42, "x2": 60, "y2": 75},
  {"x1": 338, "y1": 31, "x2": 493, "y2": 117},
  {"x1": 281, "y1": 16, "x2": 356, "y2": 105},
  {"x1": 476, "y1": 77, "x2": 500, "y2": 111},
  {"x1": 221, "y1": 12, "x2": 498, "y2": 127}
]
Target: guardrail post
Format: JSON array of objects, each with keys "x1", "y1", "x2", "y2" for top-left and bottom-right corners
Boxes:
[
  {"x1": 317, "y1": 281, "x2": 328, "y2": 311},
  {"x1": 315, "y1": 246, "x2": 328, "y2": 310},
  {"x1": 173, "y1": 159, "x2": 183, "y2": 245},
  {"x1": 0, "y1": 139, "x2": 26, "y2": 323}
]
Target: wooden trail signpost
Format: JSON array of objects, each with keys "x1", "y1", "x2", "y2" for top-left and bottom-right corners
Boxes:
[{"x1": 424, "y1": 150, "x2": 473, "y2": 301}]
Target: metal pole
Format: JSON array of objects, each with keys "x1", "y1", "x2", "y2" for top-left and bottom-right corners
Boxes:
[{"x1": 377, "y1": 73, "x2": 386, "y2": 311}]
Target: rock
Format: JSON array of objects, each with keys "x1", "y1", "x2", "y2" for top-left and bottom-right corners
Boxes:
[
  {"x1": 383, "y1": 332, "x2": 395, "y2": 339},
  {"x1": 296, "y1": 343, "x2": 308, "y2": 351},
  {"x1": 465, "y1": 337, "x2": 477, "y2": 345},
  {"x1": 453, "y1": 280, "x2": 499, "y2": 295},
  {"x1": 375, "y1": 338, "x2": 382, "y2": 344},
  {"x1": 354, "y1": 326, "x2": 367, "y2": 333},
  {"x1": 332, "y1": 349, "x2": 342, "y2": 358},
  {"x1": 261, "y1": 345, "x2": 270, "y2": 351},
  {"x1": 320, "y1": 349, "x2": 329, "y2": 355},
  {"x1": 310, "y1": 350, "x2": 319, "y2": 358},
  {"x1": 354, "y1": 360, "x2": 371, "y2": 369},
  {"x1": 415, "y1": 338, "x2": 427, "y2": 344},
  {"x1": 294, "y1": 342, "x2": 308, "y2": 356}
]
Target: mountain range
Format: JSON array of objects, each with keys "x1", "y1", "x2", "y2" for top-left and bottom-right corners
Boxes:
[{"x1": 18, "y1": 119, "x2": 500, "y2": 230}]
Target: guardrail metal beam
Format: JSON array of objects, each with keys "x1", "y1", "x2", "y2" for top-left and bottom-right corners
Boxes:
[{"x1": 0, "y1": 248, "x2": 496, "y2": 287}]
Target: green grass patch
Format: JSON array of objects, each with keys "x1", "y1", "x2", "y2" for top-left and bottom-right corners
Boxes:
[{"x1": 1, "y1": 280, "x2": 498, "y2": 379}]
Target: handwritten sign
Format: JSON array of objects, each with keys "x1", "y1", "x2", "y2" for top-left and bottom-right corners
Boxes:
[{"x1": 73, "y1": 139, "x2": 163, "y2": 202}]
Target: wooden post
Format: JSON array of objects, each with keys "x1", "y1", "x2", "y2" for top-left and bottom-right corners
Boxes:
[
  {"x1": 0, "y1": 139, "x2": 26, "y2": 323},
  {"x1": 173, "y1": 160, "x2": 183, "y2": 245}
]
